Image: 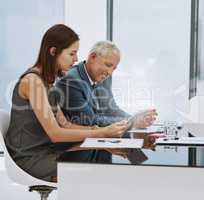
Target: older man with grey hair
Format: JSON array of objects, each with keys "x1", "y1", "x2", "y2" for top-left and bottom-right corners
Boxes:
[
  {"x1": 56, "y1": 41, "x2": 157, "y2": 163},
  {"x1": 56, "y1": 41, "x2": 132, "y2": 126}
]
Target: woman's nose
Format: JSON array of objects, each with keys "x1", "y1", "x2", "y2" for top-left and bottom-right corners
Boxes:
[{"x1": 74, "y1": 55, "x2": 78, "y2": 62}]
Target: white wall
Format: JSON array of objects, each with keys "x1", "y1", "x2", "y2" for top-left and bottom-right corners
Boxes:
[
  {"x1": 64, "y1": 0, "x2": 107, "y2": 61},
  {"x1": 0, "y1": 0, "x2": 65, "y2": 111}
]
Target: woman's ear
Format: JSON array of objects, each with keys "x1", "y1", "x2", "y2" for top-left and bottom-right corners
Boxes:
[{"x1": 49, "y1": 47, "x2": 56, "y2": 56}]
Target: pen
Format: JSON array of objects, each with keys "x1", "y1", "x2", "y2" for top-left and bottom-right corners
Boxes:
[{"x1": 97, "y1": 139, "x2": 121, "y2": 143}]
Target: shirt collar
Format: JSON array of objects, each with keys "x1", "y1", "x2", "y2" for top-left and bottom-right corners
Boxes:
[{"x1": 83, "y1": 61, "x2": 97, "y2": 86}]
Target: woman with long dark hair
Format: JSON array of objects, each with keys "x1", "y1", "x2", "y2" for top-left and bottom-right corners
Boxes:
[{"x1": 5, "y1": 24, "x2": 128, "y2": 182}]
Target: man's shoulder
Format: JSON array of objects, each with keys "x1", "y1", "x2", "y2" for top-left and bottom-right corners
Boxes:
[
  {"x1": 65, "y1": 65, "x2": 81, "y2": 79},
  {"x1": 58, "y1": 64, "x2": 82, "y2": 84},
  {"x1": 56, "y1": 62, "x2": 90, "y2": 90}
]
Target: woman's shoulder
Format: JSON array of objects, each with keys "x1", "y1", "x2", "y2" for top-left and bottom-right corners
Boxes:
[
  {"x1": 20, "y1": 72, "x2": 44, "y2": 86},
  {"x1": 19, "y1": 67, "x2": 45, "y2": 85},
  {"x1": 18, "y1": 68, "x2": 46, "y2": 99}
]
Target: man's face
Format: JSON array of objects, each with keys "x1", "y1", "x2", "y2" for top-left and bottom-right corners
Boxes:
[{"x1": 89, "y1": 51, "x2": 120, "y2": 83}]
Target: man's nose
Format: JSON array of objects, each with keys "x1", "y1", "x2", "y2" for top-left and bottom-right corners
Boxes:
[{"x1": 107, "y1": 67, "x2": 114, "y2": 75}]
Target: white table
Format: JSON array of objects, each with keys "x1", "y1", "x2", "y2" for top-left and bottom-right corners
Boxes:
[{"x1": 58, "y1": 162, "x2": 204, "y2": 200}]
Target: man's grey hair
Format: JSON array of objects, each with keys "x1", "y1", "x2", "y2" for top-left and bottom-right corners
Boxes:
[{"x1": 89, "y1": 41, "x2": 120, "y2": 58}]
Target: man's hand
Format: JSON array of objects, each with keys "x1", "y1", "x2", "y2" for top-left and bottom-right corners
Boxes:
[
  {"x1": 132, "y1": 109, "x2": 158, "y2": 129},
  {"x1": 134, "y1": 132, "x2": 166, "y2": 149}
]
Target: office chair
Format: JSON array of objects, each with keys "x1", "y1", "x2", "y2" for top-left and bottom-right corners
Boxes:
[{"x1": 0, "y1": 109, "x2": 57, "y2": 200}]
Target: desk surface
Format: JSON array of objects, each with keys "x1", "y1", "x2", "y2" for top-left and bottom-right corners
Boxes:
[
  {"x1": 58, "y1": 126, "x2": 204, "y2": 200},
  {"x1": 58, "y1": 126, "x2": 204, "y2": 168}
]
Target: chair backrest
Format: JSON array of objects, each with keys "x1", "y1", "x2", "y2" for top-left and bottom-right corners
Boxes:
[
  {"x1": 0, "y1": 109, "x2": 56, "y2": 187},
  {"x1": 0, "y1": 109, "x2": 10, "y2": 150}
]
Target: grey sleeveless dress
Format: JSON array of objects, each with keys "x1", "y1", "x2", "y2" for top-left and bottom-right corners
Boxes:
[
  {"x1": 5, "y1": 69, "x2": 63, "y2": 182},
  {"x1": 5, "y1": 69, "x2": 104, "y2": 182}
]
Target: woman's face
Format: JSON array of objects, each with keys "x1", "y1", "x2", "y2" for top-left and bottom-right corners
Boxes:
[{"x1": 56, "y1": 40, "x2": 79, "y2": 72}]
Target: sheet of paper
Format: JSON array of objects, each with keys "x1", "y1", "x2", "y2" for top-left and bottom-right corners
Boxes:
[
  {"x1": 80, "y1": 138, "x2": 144, "y2": 149},
  {"x1": 156, "y1": 137, "x2": 204, "y2": 146},
  {"x1": 128, "y1": 125, "x2": 165, "y2": 133}
]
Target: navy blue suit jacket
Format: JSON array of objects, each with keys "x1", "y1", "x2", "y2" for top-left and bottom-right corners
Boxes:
[{"x1": 56, "y1": 61, "x2": 130, "y2": 126}]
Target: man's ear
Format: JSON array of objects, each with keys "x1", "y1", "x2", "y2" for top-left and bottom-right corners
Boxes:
[
  {"x1": 89, "y1": 52, "x2": 97, "y2": 60},
  {"x1": 49, "y1": 47, "x2": 57, "y2": 56}
]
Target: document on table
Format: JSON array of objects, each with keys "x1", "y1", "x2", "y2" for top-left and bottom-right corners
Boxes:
[
  {"x1": 156, "y1": 137, "x2": 204, "y2": 146},
  {"x1": 128, "y1": 125, "x2": 165, "y2": 133},
  {"x1": 80, "y1": 138, "x2": 144, "y2": 149}
]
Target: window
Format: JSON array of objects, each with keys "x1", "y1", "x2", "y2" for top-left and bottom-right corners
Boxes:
[{"x1": 112, "y1": 0, "x2": 191, "y2": 121}]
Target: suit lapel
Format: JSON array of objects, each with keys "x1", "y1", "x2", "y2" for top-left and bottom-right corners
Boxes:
[
  {"x1": 77, "y1": 61, "x2": 99, "y2": 111},
  {"x1": 77, "y1": 61, "x2": 92, "y2": 87}
]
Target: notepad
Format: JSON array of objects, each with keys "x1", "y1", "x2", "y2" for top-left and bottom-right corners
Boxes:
[{"x1": 80, "y1": 138, "x2": 144, "y2": 149}]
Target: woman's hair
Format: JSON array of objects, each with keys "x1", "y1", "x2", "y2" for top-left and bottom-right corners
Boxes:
[{"x1": 33, "y1": 24, "x2": 79, "y2": 84}]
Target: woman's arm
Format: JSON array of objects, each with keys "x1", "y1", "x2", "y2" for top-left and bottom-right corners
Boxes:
[
  {"x1": 18, "y1": 74, "x2": 127, "y2": 143},
  {"x1": 55, "y1": 107, "x2": 98, "y2": 130}
]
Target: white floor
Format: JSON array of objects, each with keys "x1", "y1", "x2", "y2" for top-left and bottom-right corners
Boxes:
[{"x1": 0, "y1": 157, "x2": 57, "y2": 200}]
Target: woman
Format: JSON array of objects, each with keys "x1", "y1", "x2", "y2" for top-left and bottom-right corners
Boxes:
[{"x1": 5, "y1": 24, "x2": 128, "y2": 182}]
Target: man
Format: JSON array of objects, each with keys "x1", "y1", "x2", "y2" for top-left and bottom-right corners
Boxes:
[
  {"x1": 56, "y1": 41, "x2": 156, "y2": 127},
  {"x1": 56, "y1": 41, "x2": 157, "y2": 162}
]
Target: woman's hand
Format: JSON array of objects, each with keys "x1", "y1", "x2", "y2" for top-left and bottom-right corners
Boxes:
[
  {"x1": 133, "y1": 109, "x2": 158, "y2": 129},
  {"x1": 102, "y1": 120, "x2": 129, "y2": 138}
]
